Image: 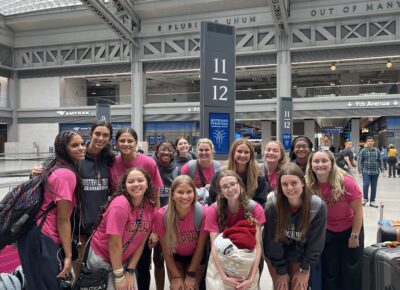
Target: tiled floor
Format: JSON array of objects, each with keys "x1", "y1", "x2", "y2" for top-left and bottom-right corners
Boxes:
[{"x1": 1, "y1": 164, "x2": 399, "y2": 290}]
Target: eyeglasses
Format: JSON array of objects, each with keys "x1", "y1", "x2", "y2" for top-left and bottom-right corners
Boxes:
[
  {"x1": 220, "y1": 181, "x2": 239, "y2": 192},
  {"x1": 159, "y1": 148, "x2": 175, "y2": 153},
  {"x1": 295, "y1": 145, "x2": 309, "y2": 150}
]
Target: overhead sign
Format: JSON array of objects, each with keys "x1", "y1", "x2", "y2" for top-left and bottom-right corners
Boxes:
[
  {"x1": 200, "y1": 21, "x2": 236, "y2": 159},
  {"x1": 347, "y1": 100, "x2": 399, "y2": 107},
  {"x1": 209, "y1": 113, "x2": 230, "y2": 154},
  {"x1": 96, "y1": 103, "x2": 111, "y2": 122},
  {"x1": 280, "y1": 97, "x2": 293, "y2": 151},
  {"x1": 56, "y1": 110, "x2": 90, "y2": 116}
]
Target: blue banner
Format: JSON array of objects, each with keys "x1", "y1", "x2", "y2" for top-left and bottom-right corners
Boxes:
[
  {"x1": 209, "y1": 112, "x2": 230, "y2": 154},
  {"x1": 283, "y1": 133, "x2": 292, "y2": 151}
]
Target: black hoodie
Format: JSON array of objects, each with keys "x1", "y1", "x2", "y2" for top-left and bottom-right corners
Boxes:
[
  {"x1": 77, "y1": 152, "x2": 110, "y2": 234},
  {"x1": 153, "y1": 156, "x2": 179, "y2": 207}
]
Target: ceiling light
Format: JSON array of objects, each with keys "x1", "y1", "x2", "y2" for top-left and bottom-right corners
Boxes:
[
  {"x1": 95, "y1": 82, "x2": 101, "y2": 87},
  {"x1": 330, "y1": 63, "x2": 336, "y2": 71},
  {"x1": 386, "y1": 60, "x2": 393, "y2": 69}
]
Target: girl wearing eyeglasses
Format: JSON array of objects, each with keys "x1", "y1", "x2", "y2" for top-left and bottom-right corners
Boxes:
[
  {"x1": 152, "y1": 140, "x2": 181, "y2": 290},
  {"x1": 263, "y1": 163, "x2": 326, "y2": 290},
  {"x1": 289, "y1": 136, "x2": 313, "y2": 174},
  {"x1": 205, "y1": 170, "x2": 265, "y2": 290}
]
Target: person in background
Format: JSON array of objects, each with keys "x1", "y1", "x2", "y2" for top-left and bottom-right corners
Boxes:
[
  {"x1": 205, "y1": 170, "x2": 265, "y2": 290},
  {"x1": 289, "y1": 136, "x2": 313, "y2": 173},
  {"x1": 109, "y1": 128, "x2": 163, "y2": 290},
  {"x1": 341, "y1": 140, "x2": 357, "y2": 175},
  {"x1": 87, "y1": 168, "x2": 158, "y2": 290},
  {"x1": 387, "y1": 144, "x2": 398, "y2": 178},
  {"x1": 208, "y1": 138, "x2": 267, "y2": 207},
  {"x1": 175, "y1": 137, "x2": 193, "y2": 171},
  {"x1": 154, "y1": 175, "x2": 208, "y2": 290},
  {"x1": 357, "y1": 136, "x2": 382, "y2": 208},
  {"x1": 264, "y1": 163, "x2": 326, "y2": 290},
  {"x1": 380, "y1": 145, "x2": 388, "y2": 171},
  {"x1": 152, "y1": 140, "x2": 180, "y2": 290},
  {"x1": 306, "y1": 150, "x2": 364, "y2": 290},
  {"x1": 261, "y1": 141, "x2": 288, "y2": 193},
  {"x1": 19, "y1": 131, "x2": 86, "y2": 289}
]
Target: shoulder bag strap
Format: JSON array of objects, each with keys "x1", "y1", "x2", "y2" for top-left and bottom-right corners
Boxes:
[
  {"x1": 196, "y1": 160, "x2": 207, "y2": 187},
  {"x1": 122, "y1": 201, "x2": 144, "y2": 251}
]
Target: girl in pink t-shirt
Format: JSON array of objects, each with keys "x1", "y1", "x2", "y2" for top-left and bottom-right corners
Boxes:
[
  {"x1": 205, "y1": 170, "x2": 265, "y2": 290},
  {"x1": 18, "y1": 131, "x2": 86, "y2": 290},
  {"x1": 305, "y1": 150, "x2": 363, "y2": 290},
  {"x1": 262, "y1": 141, "x2": 288, "y2": 192},
  {"x1": 88, "y1": 167, "x2": 158, "y2": 290},
  {"x1": 154, "y1": 175, "x2": 208, "y2": 290}
]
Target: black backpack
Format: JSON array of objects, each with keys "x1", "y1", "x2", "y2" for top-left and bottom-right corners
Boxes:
[
  {"x1": 0, "y1": 174, "x2": 54, "y2": 250},
  {"x1": 335, "y1": 150, "x2": 347, "y2": 169}
]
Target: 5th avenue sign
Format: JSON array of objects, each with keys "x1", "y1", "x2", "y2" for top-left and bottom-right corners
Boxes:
[{"x1": 346, "y1": 100, "x2": 399, "y2": 107}]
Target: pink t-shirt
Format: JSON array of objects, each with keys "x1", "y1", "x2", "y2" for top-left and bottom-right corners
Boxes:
[
  {"x1": 268, "y1": 171, "x2": 278, "y2": 191},
  {"x1": 180, "y1": 162, "x2": 217, "y2": 188},
  {"x1": 35, "y1": 168, "x2": 77, "y2": 244},
  {"x1": 319, "y1": 175, "x2": 362, "y2": 232},
  {"x1": 109, "y1": 154, "x2": 163, "y2": 193},
  {"x1": 153, "y1": 205, "x2": 207, "y2": 256},
  {"x1": 91, "y1": 195, "x2": 156, "y2": 263},
  {"x1": 204, "y1": 202, "x2": 266, "y2": 233}
]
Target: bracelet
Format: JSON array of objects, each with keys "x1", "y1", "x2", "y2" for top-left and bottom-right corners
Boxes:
[
  {"x1": 350, "y1": 233, "x2": 359, "y2": 240},
  {"x1": 113, "y1": 268, "x2": 124, "y2": 276},
  {"x1": 114, "y1": 275, "x2": 126, "y2": 283},
  {"x1": 125, "y1": 268, "x2": 135, "y2": 274}
]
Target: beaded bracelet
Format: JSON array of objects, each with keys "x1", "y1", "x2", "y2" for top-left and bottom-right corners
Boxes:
[
  {"x1": 115, "y1": 275, "x2": 126, "y2": 283},
  {"x1": 113, "y1": 268, "x2": 124, "y2": 276}
]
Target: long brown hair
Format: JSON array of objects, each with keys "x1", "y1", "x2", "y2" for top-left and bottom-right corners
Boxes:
[
  {"x1": 215, "y1": 170, "x2": 256, "y2": 231},
  {"x1": 275, "y1": 163, "x2": 311, "y2": 242},
  {"x1": 96, "y1": 168, "x2": 157, "y2": 227},
  {"x1": 227, "y1": 138, "x2": 259, "y2": 198},
  {"x1": 165, "y1": 175, "x2": 198, "y2": 254}
]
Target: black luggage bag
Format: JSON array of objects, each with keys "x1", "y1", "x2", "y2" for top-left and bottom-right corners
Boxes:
[{"x1": 362, "y1": 242, "x2": 400, "y2": 290}]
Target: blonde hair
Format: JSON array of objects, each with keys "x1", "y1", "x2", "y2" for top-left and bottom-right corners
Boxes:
[
  {"x1": 196, "y1": 138, "x2": 215, "y2": 155},
  {"x1": 215, "y1": 170, "x2": 256, "y2": 231},
  {"x1": 264, "y1": 141, "x2": 288, "y2": 172},
  {"x1": 165, "y1": 175, "x2": 197, "y2": 254},
  {"x1": 227, "y1": 138, "x2": 259, "y2": 197},
  {"x1": 305, "y1": 150, "x2": 347, "y2": 201}
]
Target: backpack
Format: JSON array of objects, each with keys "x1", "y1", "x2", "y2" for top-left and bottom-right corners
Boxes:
[
  {"x1": 163, "y1": 201, "x2": 203, "y2": 232},
  {"x1": 335, "y1": 150, "x2": 347, "y2": 169},
  {"x1": 0, "y1": 273, "x2": 22, "y2": 290},
  {"x1": 187, "y1": 160, "x2": 221, "y2": 181},
  {"x1": 0, "y1": 174, "x2": 55, "y2": 250}
]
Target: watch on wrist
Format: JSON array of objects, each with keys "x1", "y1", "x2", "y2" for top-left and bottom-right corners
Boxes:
[
  {"x1": 299, "y1": 268, "x2": 309, "y2": 273},
  {"x1": 186, "y1": 271, "x2": 196, "y2": 278},
  {"x1": 125, "y1": 268, "x2": 135, "y2": 274},
  {"x1": 350, "y1": 233, "x2": 359, "y2": 240}
]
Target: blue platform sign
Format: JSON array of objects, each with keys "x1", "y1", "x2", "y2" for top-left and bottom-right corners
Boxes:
[
  {"x1": 209, "y1": 112, "x2": 230, "y2": 154},
  {"x1": 283, "y1": 133, "x2": 292, "y2": 151}
]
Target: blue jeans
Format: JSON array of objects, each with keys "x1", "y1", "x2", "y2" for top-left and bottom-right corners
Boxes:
[{"x1": 362, "y1": 173, "x2": 379, "y2": 202}]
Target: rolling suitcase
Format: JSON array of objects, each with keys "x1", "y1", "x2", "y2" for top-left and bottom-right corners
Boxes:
[
  {"x1": 377, "y1": 202, "x2": 400, "y2": 242},
  {"x1": 362, "y1": 242, "x2": 400, "y2": 290}
]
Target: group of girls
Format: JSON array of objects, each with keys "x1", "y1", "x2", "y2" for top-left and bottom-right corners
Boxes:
[{"x1": 19, "y1": 125, "x2": 364, "y2": 290}]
